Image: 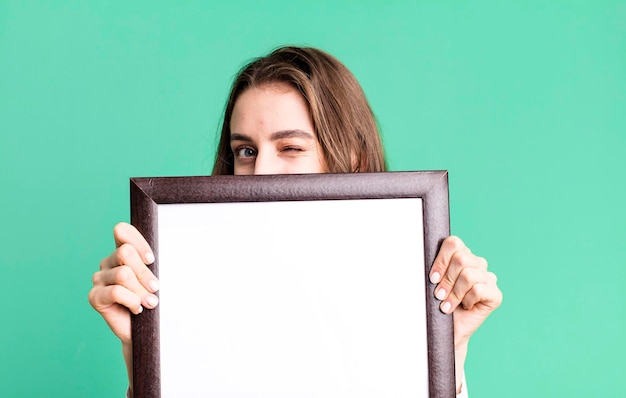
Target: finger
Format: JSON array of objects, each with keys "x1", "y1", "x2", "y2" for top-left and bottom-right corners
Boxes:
[
  {"x1": 113, "y1": 222, "x2": 155, "y2": 265},
  {"x1": 99, "y1": 240, "x2": 147, "y2": 270},
  {"x1": 89, "y1": 284, "x2": 144, "y2": 315},
  {"x1": 91, "y1": 269, "x2": 160, "y2": 315},
  {"x1": 459, "y1": 272, "x2": 502, "y2": 311},
  {"x1": 438, "y1": 267, "x2": 486, "y2": 314},
  {"x1": 432, "y1": 244, "x2": 475, "y2": 303},
  {"x1": 99, "y1": 252, "x2": 117, "y2": 272},
  {"x1": 116, "y1": 242, "x2": 160, "y2": 293},
  {"x1": 429, "y1": 235, "x2": 467, "y2": 284},
  {"x1": 92, "y1": 266, "x2": 159, "y2": 308}
]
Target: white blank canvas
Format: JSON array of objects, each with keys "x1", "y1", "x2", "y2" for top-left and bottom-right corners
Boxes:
[{"x1": 157, "y1": 198, "x2": 428, "y2": 397}]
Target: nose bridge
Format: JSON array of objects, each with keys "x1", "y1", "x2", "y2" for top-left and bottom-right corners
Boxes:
[{"x1": 253, "y1": 149, "x2": 281, "y2": 175}]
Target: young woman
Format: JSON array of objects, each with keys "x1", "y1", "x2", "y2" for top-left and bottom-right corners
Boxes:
[{"x1": 89, "y1": 46, "x2": 502, "y2": 397}]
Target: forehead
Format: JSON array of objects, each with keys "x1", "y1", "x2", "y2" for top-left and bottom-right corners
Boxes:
[{"x1": 230, "y1": 83, "x2": 314, "y2": 135}]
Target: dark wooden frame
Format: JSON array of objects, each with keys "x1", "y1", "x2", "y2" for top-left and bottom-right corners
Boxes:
[{"x1": 130, "y1": 171, "x2": 454, "y2": 398}]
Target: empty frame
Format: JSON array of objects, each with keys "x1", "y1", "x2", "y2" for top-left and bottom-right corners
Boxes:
[{"x1": 130, "y1": 171, "x2": 454, "y2": 398}]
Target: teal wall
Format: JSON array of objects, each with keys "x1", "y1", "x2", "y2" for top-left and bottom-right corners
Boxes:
[{"x1": 1, "y1": 1, "x2": 624, "y2": 397}]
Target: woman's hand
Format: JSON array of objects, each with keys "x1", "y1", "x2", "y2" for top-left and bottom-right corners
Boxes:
[
  {"x1": 429, "y1": 236, "x2": 502, "y2": 393},
  {"x1": 88, "y1": 222, "x2": 161, "y2": 387}
]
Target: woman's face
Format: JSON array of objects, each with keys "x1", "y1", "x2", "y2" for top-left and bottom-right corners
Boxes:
[{"x1": 229, "y1": 82, "x2": 327, "y2": 175}]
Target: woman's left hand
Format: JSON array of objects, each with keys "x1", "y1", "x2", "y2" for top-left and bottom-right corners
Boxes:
[{"x1": 429, "y1": 235, "x2": 503, "y2": 393}]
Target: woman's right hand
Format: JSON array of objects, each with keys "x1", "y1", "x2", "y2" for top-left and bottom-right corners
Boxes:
[{"x1": 88, "y1": 222, "x2": 160, "y2": 381}]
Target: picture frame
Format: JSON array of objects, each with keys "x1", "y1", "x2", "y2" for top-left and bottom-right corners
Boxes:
[{"x1": 130, "y1": 171, "x2": 454, "y2": 398}]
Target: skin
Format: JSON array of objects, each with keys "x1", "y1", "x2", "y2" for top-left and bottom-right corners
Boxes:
[
  {"x1": 88, "y1": 82, "x2": 502, "y2": 395},
  {"x1": 230, "y1": 82, "x2": 326, "y2": 175}
]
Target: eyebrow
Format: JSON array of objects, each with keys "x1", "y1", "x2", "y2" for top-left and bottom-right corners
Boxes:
[{"x1": 230, "y1": 129, "x2": 315, "y2": 143}]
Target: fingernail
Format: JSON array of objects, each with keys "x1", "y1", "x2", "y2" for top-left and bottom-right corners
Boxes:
[
  {"x1": 146, "y1": 295, "x2": 159, "y2": 307},
  {"x1": 441, "y1": 301, "x2": 451, "y2": 313},
  {"x1": 436, "y1": 288, "x2": 447, "y2": 301},
  {"x1": 430, "y1": 272, "x2": 441, "y2": 284},
  {"x1": 137, "y1": 305, "x2": 144, "y2": 314},
  {"x1": 145, "y1": 252, "x2": 155, "y2": 264},
  {"x1": 149, "y1": 279, "x2": 160, "y2": 292}
]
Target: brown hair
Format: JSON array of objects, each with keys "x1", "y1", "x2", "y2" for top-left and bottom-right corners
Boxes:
[{"x1": 212, "y1": 46, "x2": 386, "y2": 175}]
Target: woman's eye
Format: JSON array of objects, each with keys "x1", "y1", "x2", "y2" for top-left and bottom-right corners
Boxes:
[
  {"x1": 235, "y1": 147, "x2": 257, "y2": 158},
  {"x1": 282, "y1": 147, "x2": 302, "y2": 152}
]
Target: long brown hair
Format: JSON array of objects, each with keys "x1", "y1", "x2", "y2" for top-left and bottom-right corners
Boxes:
[{"x1": 212, "y1": 46, "x2": 386, "y2": 175}]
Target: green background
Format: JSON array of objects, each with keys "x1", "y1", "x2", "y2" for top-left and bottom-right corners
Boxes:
[{"x1": 1, "y1": 1, "x2": 624, "y2": 397}]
